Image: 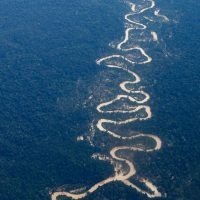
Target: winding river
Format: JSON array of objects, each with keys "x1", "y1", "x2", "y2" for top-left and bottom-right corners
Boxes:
[{"x1": 51, "y1": 0, "x2": 169, "y2": 199}]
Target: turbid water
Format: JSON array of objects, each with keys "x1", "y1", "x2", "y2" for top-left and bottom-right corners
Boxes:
[
  {"x1": 51, "y1": 1, "x2": 169, "y2": 199},
  {"x1": 0, "y1": 0, "x2": 200, "y2": 200}
]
